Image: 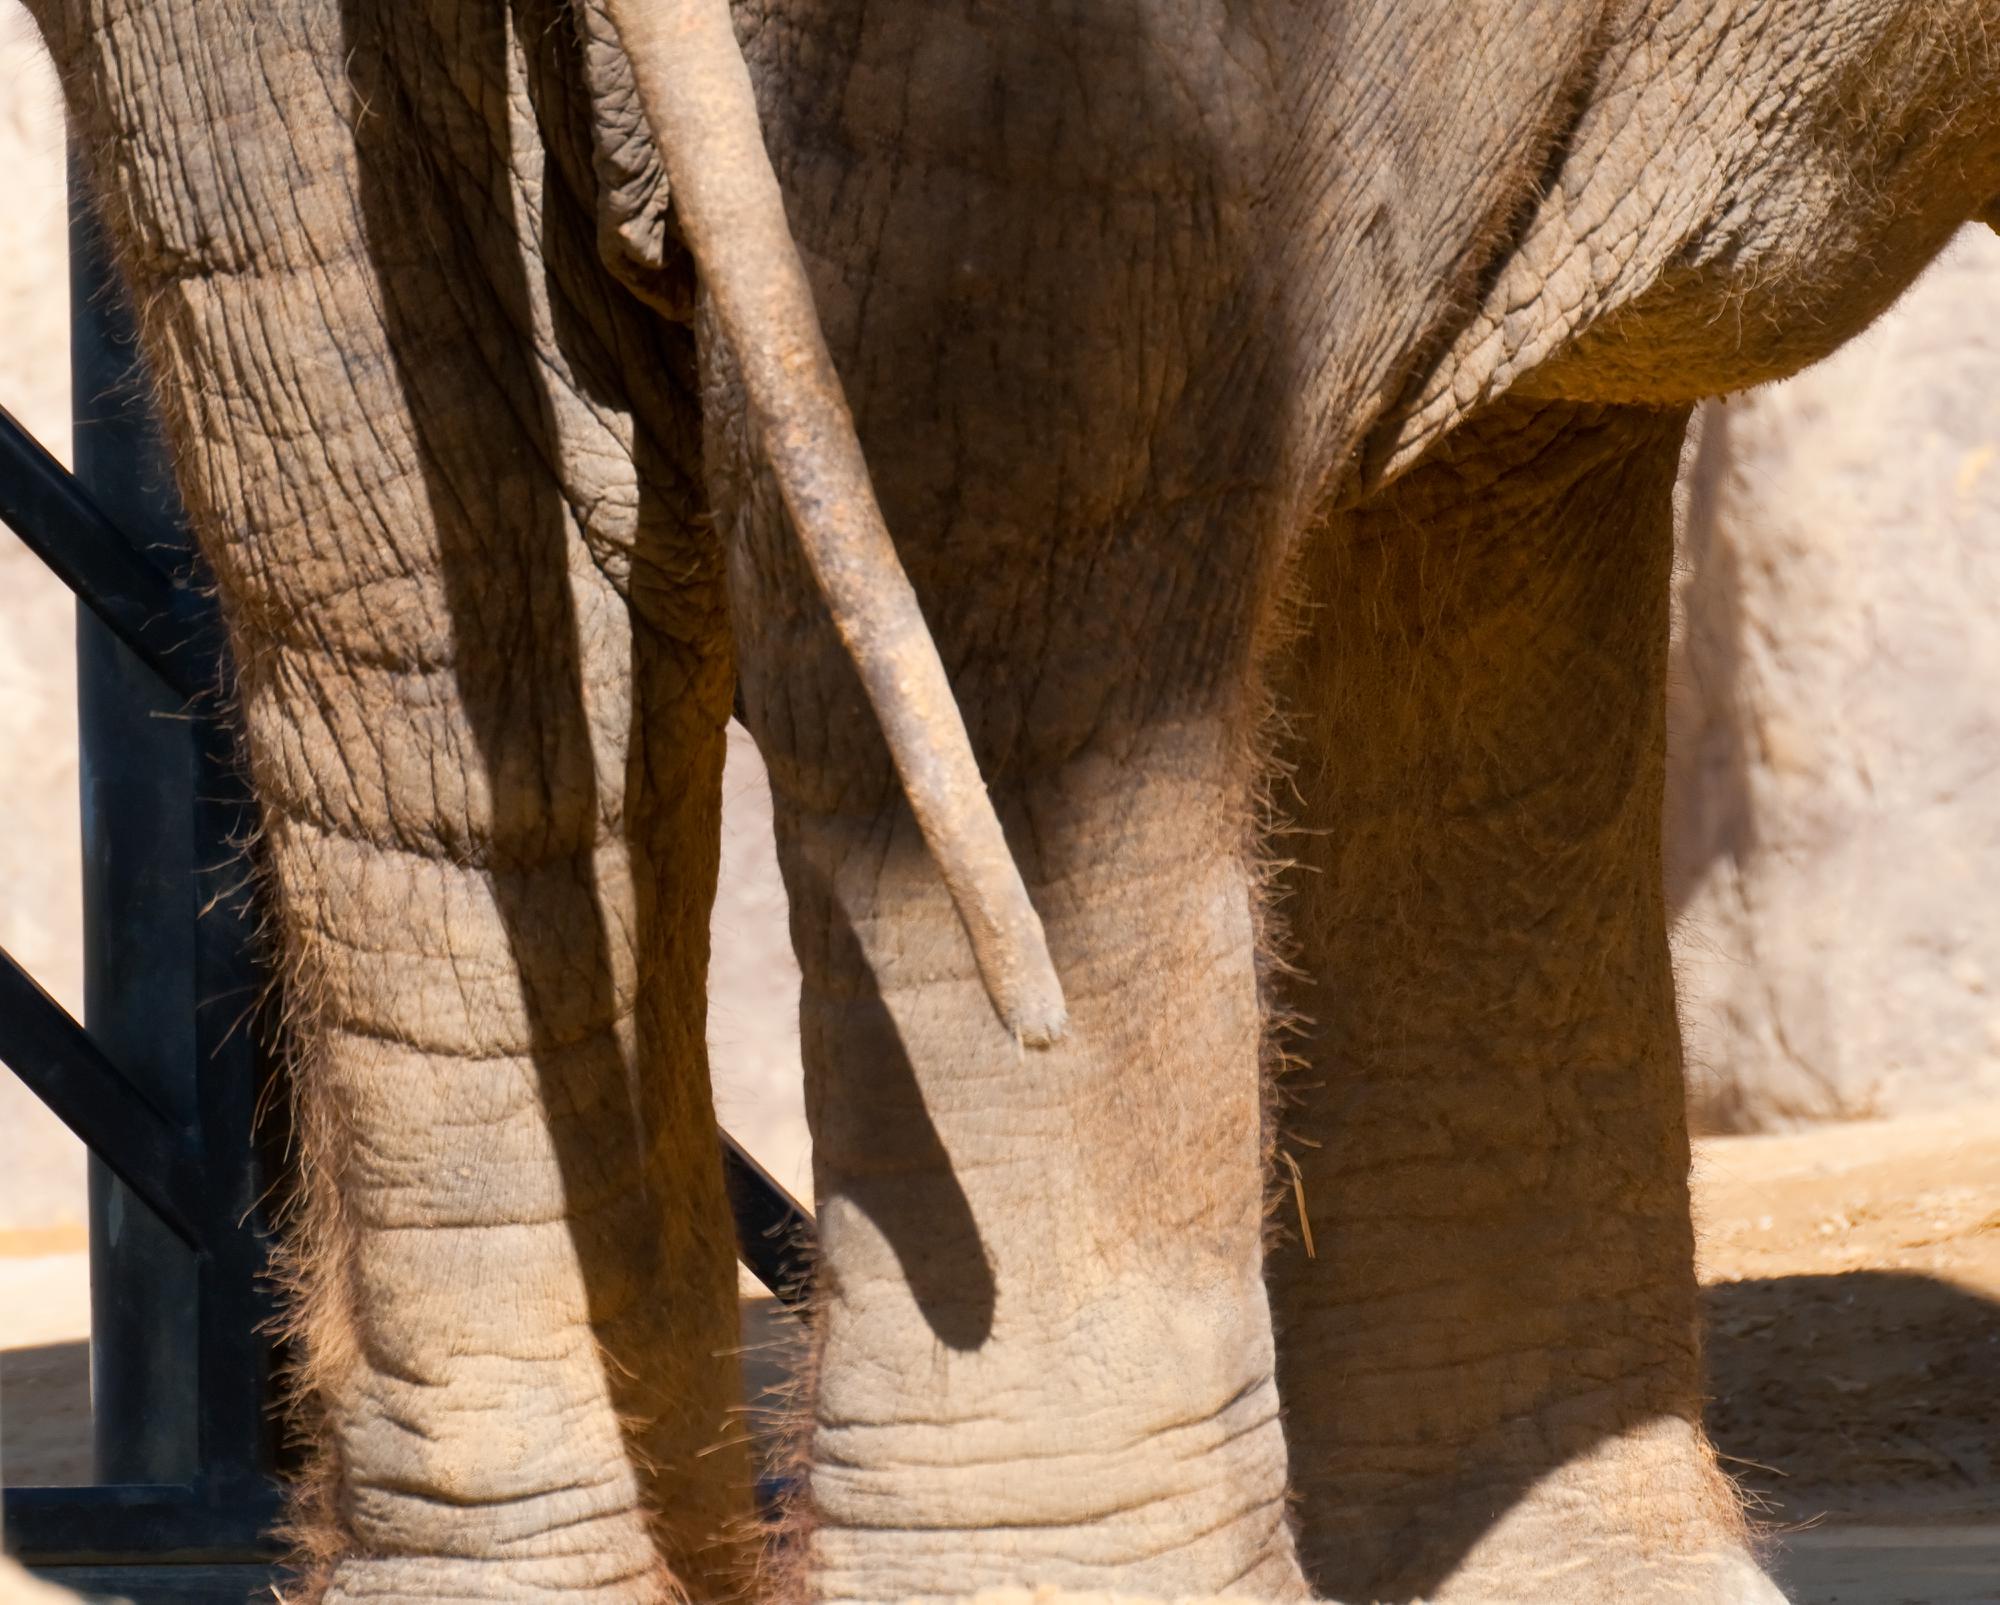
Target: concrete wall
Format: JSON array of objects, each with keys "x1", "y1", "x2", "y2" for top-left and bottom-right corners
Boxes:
[{"x1": 1669, "y1": 227, "x2": 2000, "y2": 1130}]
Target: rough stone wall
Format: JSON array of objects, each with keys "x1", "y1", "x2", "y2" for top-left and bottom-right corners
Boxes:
[{"x1": 1668, "y1": 226, "x2": 2000, "y2": 1131}]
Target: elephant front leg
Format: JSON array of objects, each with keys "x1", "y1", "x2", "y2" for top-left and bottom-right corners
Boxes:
[
  {"x1": 55, "y1": 2, "x2": 750, "y2": 1598},
  {"x1": 1267, "y1": 399, "x2": 1784, "y2": 1603}
]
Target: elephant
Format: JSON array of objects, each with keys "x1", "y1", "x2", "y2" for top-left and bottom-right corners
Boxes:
[{"x1": 15, "y1": 0, "x2": 2000, "y2": 1602}]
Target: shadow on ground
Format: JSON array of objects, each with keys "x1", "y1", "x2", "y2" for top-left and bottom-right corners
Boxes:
[
  {"x1": 1704, "y1": 1270, "x2": 2000, "y2": 1525},
  {"x1": 0, "y1": 1340, "x2": 88, "y2": 1485}
]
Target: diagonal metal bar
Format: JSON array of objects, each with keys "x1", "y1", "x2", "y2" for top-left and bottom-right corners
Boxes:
[
  {"x1": 0, "y1": 944, "x2": 209, "y2": 1247},
  {"x1": 0, "y1": 402, "x2": 210, "y2": 702},
  {"x1": 722, "y1": 1132, "x2": 815, "y2": 1309}
]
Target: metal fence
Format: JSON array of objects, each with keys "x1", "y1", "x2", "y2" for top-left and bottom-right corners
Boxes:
[{"x1": 1, "y1": 184, "x2": 811, "y2": 1600}]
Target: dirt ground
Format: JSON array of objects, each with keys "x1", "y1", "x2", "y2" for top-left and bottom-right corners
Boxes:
[
  {"x1": 1694, "y1": 1104, "x2": 2000, "y2": 1601},
  {"x1": 5, "y1": 1106, "x2": 1996, "y2": 1600},
  {"x1": 1698, "y1": 1104, "x2": 2000, "y2": 1521}
]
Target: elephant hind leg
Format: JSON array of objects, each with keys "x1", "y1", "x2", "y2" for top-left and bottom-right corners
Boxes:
[
  {"x1": 1267, "y1": 399, "x2": 1785, "y2": 1603},
  {"x1": 57, "y1": 0, "x2": 749, "y2": 1597}
]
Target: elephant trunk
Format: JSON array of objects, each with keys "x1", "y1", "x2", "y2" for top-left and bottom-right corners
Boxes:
[{"x1": 600, "y1": 0, "x2": 1067, "y2": 1049}]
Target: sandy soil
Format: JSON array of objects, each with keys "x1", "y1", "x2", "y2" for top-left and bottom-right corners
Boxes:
[
  {"x1": 0, "y1": 1240, "x2": 89, "y2": 1490},
  {"x1": 1698, "y1": 1104, "x2": 2000, "y2": 1526},
  {"x1": 1695, "y1": 1105, "x2": 2000, "y2": 1601}
]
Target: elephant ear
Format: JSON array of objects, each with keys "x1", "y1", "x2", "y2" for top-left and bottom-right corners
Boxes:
[{"x1": 594, "y1": 0, "x2": 1070, "y2": 1050}]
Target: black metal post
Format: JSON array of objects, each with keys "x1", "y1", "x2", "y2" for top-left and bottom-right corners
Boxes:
[
  {"x1": 0, "y1": 178, "x2": 284, "y2": 1586},
  {"x1": 68, "y1": 176, "x2": 276, "y2": 1506}
]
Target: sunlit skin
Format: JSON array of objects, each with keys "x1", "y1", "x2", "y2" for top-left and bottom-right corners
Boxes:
[{"x1": 20, "y1": 0, "x2": 2000, "y2": 1600}]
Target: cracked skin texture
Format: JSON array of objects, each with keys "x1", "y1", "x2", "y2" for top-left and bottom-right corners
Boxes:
[{"x1": 17, "y1": 0, "x2": 2000, "y2": 1603}]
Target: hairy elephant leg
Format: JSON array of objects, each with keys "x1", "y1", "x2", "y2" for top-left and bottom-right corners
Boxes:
[
  {"x1": 1268, "y1": 400, "x2": 1783, "y2": 1604},
  {"x1": 689, "y1": 0, "x2": 1622, "y2": 1592},
  {"x1": 701, "y1": 7, "x2": 1326, "y2": 1596},
  {"x1": 48, "y1": 3, "x2": 746, "y2": 1598},
  {"x1": 735, "y1": 705, "x2": 1304, "y2": 1605}
]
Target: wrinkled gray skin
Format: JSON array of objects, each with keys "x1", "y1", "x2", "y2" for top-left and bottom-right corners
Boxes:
[{"x1": 20, "y1": 1, "x2": 2000, "y2": 1602}]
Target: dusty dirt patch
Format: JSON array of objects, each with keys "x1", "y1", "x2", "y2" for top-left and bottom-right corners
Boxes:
[{"x1": 1696, "y1": 1103, "x2": 2000, "y2": 1529}]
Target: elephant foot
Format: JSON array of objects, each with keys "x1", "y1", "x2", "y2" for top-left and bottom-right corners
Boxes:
[
  {"x1": 1333, "y1": 1417, "x2": 1788, "y2": 1605},
  {"x1": 1508, "y1": 1545, "x2": 1786, "y2": 1605},
  {"x1": 1421, "y1": 1530, "x2": 1787, "y2": 1605},
  {"x1": 314, "y1": 1550, "x2": 681, "y2": 1605}
]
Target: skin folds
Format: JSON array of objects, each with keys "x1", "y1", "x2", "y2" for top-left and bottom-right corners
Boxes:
[{"x1": 18, "y1": 0, "x2": 2000, "y2": 1599}]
